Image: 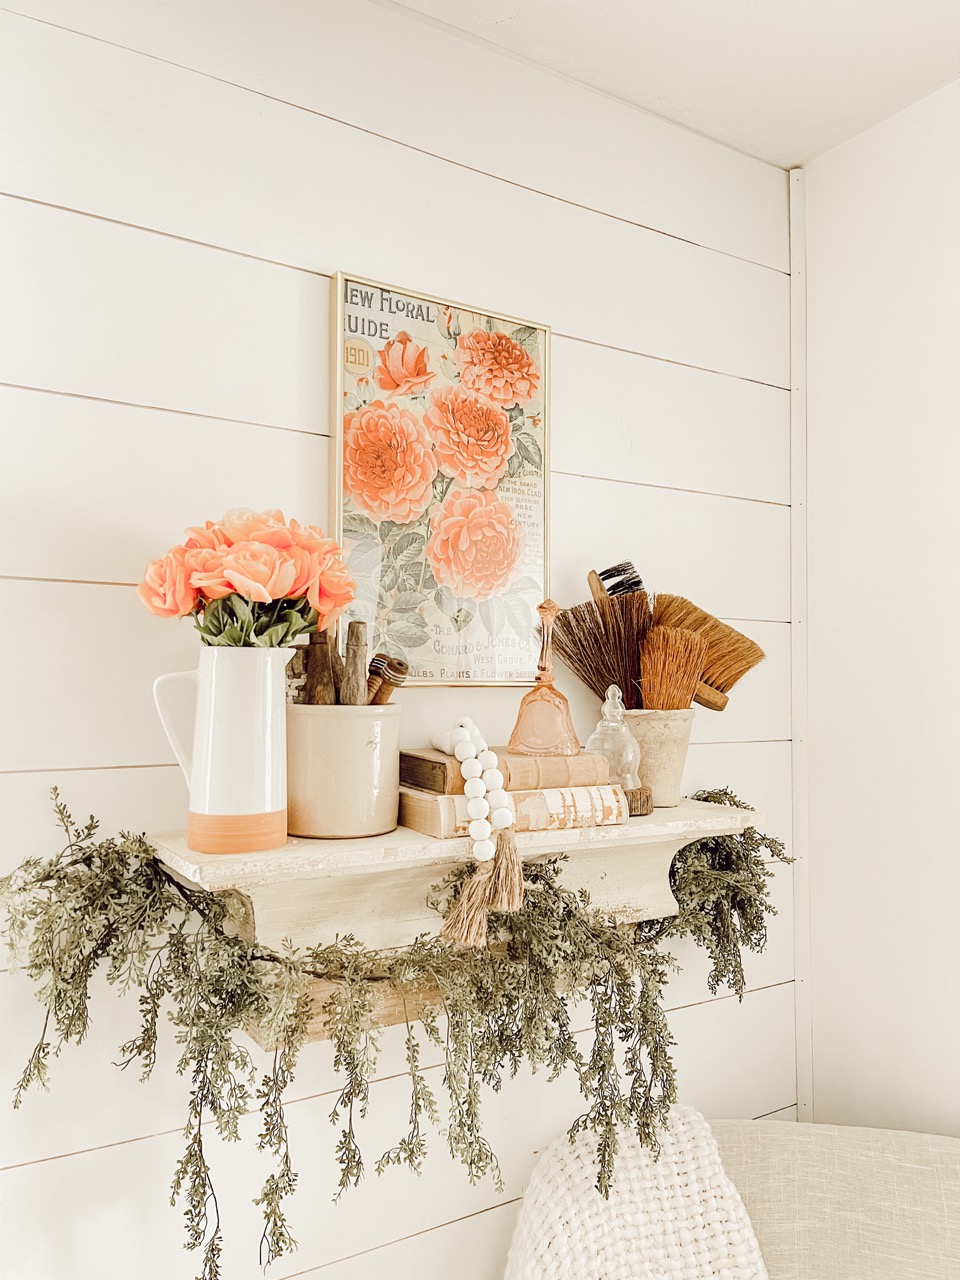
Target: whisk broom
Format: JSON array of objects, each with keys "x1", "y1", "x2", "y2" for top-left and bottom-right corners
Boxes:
[
  {"x1": 554, "y1": 589, "x2": 652, "y2": 709},
  {"x1": 640, "y1": 626, "x2": 707, "y2": 710},
  {"x1": 652, "y1": 593, "x2": 765, "y2": 711}
]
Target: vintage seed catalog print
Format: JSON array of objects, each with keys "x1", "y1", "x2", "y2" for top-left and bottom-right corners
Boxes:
[{"x1": 332, "y1": 273, "x2": 549, "y2": 685}]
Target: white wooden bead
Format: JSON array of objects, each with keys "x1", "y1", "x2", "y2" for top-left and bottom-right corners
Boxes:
[
  {"x1": 458, "y1": 717, "x2": 475, "y2": 730},
  {"x1": 430, "y1": 731, "x2": 453, "y2": 755},
  {"x1": 454, "y1": 740, "x2": 477, "y2": 762},
  {"x1": 490, "y1": 808, "x2": 513, "y2": 829},
  {"x1": 481, "y1": 768, "x2": 504, "y2": 790},
  {"x1": 473, "y1": 838, "x2": 495, "y2": 861},
  {"x1": 466, "y1": 797, "x2": 490, "y2": 820},
  {"x1": 461, "y1": 758, "x2": 483, "y2": 779},
  {"x1": 468, "y1": 818, "x2": 492, "y2": 842},
  {"x1": 463, "y1": 777, "x2": 485, "y2": 799},
  {"x1": 477, "y1": 749, "x2": 498, "y2": 771},
  {"x1": 449, "y1": 726, "x2": 470, "y2": 747},
  {"x1": 486, "y1": 787, "x2": 509, "y2": 809}
]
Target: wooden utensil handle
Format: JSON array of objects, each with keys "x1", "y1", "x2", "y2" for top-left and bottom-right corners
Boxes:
[
  {"x1": 340, "y1": 621, "x2": 369, "y2": 706},
  {"x1": 587, "y1": 570, "x2": 608, "y2": 605},
  {"x1": 693, "y1": 681, "x2": 728, "y2": 712},
  {"x1": 304, "y1": 630, "x2": 336, "y2": 705}
]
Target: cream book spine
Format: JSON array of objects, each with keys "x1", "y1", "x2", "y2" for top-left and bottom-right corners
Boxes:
[{"x1": 398, "y1": 785, "x2": 629, "y2": 840}]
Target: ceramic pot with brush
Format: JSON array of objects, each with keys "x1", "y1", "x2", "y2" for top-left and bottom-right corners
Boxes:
[
  {"x1": 622, "y1": 707, "x2": 695, "y2": 807},
  {"x1": 286, "y1": 703, "x2": 401, "y2": 838}
]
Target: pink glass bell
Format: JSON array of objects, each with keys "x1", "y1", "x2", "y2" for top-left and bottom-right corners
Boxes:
[{"x1": 507, "y1": 600, "x2": 580, "y2": 756}]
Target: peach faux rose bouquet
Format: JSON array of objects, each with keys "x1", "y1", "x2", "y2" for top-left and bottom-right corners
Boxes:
[{"x1": 138, "y1": 508, "x2": 355, "y2": 646}]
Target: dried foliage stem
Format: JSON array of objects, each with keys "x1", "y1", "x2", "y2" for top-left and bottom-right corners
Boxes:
[{"x1": 2, "y1": 788, "x2": 787, "y2": 1280}]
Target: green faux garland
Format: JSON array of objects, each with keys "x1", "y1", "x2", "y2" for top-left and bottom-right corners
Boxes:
[{"x1": 2, "y1": 789, "x2": 788, "y2": 1280}]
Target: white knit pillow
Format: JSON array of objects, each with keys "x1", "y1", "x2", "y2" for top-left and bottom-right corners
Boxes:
[{"x1": 504, "y1": 1106, "x2": 768, "y2": 1280}]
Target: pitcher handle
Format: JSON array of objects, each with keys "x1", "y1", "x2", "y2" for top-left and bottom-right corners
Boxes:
[{"x1": 153, "y1": 671, "x2": 198, "y2": 782}]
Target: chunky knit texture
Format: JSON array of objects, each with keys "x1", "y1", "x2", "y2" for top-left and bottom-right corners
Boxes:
[{"x1": 504, "y1": 1107, "x2": 768, "y2": 1280}]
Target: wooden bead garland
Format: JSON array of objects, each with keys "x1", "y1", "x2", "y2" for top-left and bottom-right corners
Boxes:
[
  {"x1": 430, "y1": 717, "x2": 524, "y2": 947},
  {"x1": 430, "y1": 719, "x2": 514, "y2": 862}
]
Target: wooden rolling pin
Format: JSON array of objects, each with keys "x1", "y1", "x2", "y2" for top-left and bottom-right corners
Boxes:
[{"x1": 370, "y1": 657, "x2": 408, "y2": 705}]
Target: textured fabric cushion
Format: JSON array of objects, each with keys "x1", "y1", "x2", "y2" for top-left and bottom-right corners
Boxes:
[
  {"x1": 712, "y1": 1119, "x2": 960, "y2": 1280},
  {"x1": 504, "y1": 1106, "x2": 768, "y2": 1280}
]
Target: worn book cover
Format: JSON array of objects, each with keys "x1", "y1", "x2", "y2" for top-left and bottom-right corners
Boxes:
[
  {"x1": 399, "y1": 747, "x2": 610, "y2": 796},
  {"x1": 398, "y1": 783, "x2": 628, "y2": 839}
]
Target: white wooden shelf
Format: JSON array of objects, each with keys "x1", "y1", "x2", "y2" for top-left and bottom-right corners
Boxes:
[{"x1": 152, "y1": 799, "x2": 762, "y2": 953}]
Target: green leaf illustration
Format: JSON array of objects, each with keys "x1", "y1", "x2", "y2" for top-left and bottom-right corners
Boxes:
[
  {"x1": 386, "y1": 617, "x2": 430, "y2": 650},
  {"x1": 510, "y1": 325, "x2": 541, "y2": 359},
  {"x1": 343, "y1": 511, "x2": 378, "y2": 539},
  {"x1": 394, "y1": 531, "x2": 426, "y2": 565},
  {"x1": 393, "y1": 591, "x2": 425, "y2": 613},
  {"x1": 515, "y1": 433, "x2": 543, "y2": 471}
]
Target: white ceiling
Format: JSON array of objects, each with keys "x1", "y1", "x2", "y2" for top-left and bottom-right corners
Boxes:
[{"x1": 385, "y1": 0, "x2": 960, "y2": 167}]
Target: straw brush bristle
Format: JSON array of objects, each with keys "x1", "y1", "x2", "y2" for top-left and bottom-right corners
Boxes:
[
  {"x1": 640, "y1": 627, "x2": 707, "y2": 710},
  {"x1": 652, "y1": 594, "x2": 765, "y2": 693},
  {"x1": 554, "y1": 590, "x2": 652, "y2": 709}
]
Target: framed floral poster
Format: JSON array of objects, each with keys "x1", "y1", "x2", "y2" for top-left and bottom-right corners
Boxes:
[{"x1": 331, "y1": 272, "x2": 549, "y2": 685}]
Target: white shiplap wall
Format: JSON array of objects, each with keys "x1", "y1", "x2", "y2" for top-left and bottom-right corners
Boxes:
[{"x1": 0, "y1": 4, "x2": 796, "y2": 1277}]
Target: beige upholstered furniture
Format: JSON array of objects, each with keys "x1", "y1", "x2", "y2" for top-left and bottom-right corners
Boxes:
[
  {"x1": 506, "y1": 1115, "x2": 960, "y2": 1280},
  {"x1": 711, "y1": 1119, "x2": 960, "y2": 1279}
]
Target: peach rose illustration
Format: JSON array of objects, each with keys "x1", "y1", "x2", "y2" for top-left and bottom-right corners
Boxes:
[
  {"x1": 423, "y1": 385, "x2": 514, "y2": 490},
  {"x1": 343, "y1": 399, "x2": 438, "y2": 523},
  {"x1": 374, "y1": 331, "x2": 434, "y2": 397},
  {"x1": 456, "y1": 329, "x2": 540, "y2": 406},
  {"x1": 137, "y1": 546, "x2": 198, "y2": 618},
  {"x1": 426, "y1": 488, "x2": 524, "y2": 602},
  {"x1": 219, "y1": 540, "x2": 296, "y2": 603}
]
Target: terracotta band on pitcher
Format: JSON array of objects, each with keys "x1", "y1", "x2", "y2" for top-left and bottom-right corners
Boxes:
[{"x1": 187, "y1": 810, "x2": 288, "y2": 855}]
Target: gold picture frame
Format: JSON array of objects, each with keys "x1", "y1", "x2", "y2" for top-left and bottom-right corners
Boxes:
[{"x1": 331, "y1": 272, "x2": 550, "y2": 686}]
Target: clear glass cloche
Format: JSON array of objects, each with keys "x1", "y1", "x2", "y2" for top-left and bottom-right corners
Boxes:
[{"x1": 584, "y1": 685, "x2": 641, "y2": 788}]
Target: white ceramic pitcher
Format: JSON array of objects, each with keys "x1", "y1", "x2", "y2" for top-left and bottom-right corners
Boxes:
[{"x1": 153, "y1": 647, "x2": 294, "y2": 854}]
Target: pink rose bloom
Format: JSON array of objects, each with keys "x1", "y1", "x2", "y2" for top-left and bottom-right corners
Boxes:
[
  {"x1": 308, "y1": 553, "x2": 356, "y2": 631},
  {"x1": 343, "y1": 400, "x2": 438, "y2": 523},
  {"x1": 424, "y1": 385, "x2": 514, "y2": 489},
  {"x1": 137, "y1": 546, "x2": 198, "y2": 618},
  {"x1": 184, "y1": 546, "x2": 233, "y2": 601},
  {"x1": 184, "y1": 519, "x2": 228, "y2": 550},
  {"x1": 456, "y1": 329, "x2": 540, "y2": 406},
  {"x1": 219, "y1": 540, "x2": 296, "y2": 603},
  {"x1": 426, "y1": 489, "x2": 524, "y2": 602},
  {"x1": 374, "y1": 331, "x2": 434, "y2": 397},
  {"x1": 218, "y1": 507, "x2": 293, "y2": 548}
]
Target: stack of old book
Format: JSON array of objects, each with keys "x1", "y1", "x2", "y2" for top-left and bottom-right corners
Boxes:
[{"x1": 398, "y1": 747, "x2": 629, "y2": 839}]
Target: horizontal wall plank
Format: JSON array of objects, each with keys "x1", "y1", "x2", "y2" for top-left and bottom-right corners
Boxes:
[
  {"x1": 0, "y1": 197, "x2": 328, "y2": 432},
  {"x1": 552, "y1": 335, "x2": 791, "y2": 504},
  {"x1": 682, "y1": 740, "x2": 793, "y2": 851},
  {"x1": 0, "y1": 173, "x2": 788, "y2": 403},
  {"x1": 0, "y1": 766, "x2": 185, "y2": 876},
  {"x1": 550, "y1": 473, "x2": 791, "y2": 621},
  {"x1": 671, "y1": 982, "x2": 796, "y2": 1118},
  {"x1": 0, "y1": 6, "x2": 788, "y2": 272},
  {"x1": 0, "y1": 983, "x2": 794, "y2": 1279},
  {"x1": 0, "y1": 581, "x2": 791, "y2": 770},
  {"x1": 0, "y1": 387, "x2": 329, "y2": 585},
  {"x1": 287, "y1": 1202, "x2": 521, "y2": 1280},
  {"x1": 2, "y1": 353, "x2": 789, "y2": 591}
]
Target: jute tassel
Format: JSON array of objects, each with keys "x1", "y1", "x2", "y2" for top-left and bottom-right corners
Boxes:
[{"x1": 442, "y1": 827, "x2": 524, "y2": 947}]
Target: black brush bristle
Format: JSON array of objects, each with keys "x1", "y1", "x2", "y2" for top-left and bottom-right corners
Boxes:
[{"x1": 597, "y1": 560, "x2": 646, "y2": 597}]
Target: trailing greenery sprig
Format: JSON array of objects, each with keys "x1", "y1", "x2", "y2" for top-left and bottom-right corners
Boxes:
[{"x1": 1, "y1": 789, "x2": 788, "y2": 1279}]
